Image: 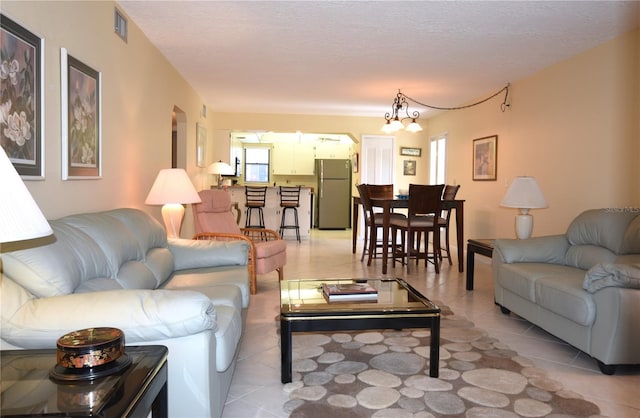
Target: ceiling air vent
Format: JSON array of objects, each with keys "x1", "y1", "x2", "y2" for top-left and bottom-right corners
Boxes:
[{"x1": 114, "y1": 9, "x2": 127, "y2": 42}]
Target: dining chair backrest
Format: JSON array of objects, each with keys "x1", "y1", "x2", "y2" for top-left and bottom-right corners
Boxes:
[
  {"x1": 442, "y1": 184, "x2": 460, "y2": 201},
  {"x1": 356, "y1": 183, "x2": 373, "y2": 214},
  {"x1": 367, "y1": 184, "x2": 395, "y2": 200},
  {"x1": 408, "y1": 184, "x2": 445, "y2": 217}
]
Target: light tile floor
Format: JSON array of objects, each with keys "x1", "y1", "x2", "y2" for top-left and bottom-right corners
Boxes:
[{"x1": 222, "y1": 230, "x2": 640, "y2": 417}]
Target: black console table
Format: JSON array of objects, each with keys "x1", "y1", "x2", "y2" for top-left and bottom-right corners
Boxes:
[{"x1": 1, "y1": 345, "x2": 168, "y2": 417}]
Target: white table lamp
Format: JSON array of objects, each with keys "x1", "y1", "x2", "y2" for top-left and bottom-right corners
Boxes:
[
  {"x1": 0, "y1": 147, "x2": 53, "y2": 246},
  {"x1": 207, "y1": 161, "x2": 234, "y2": 188},
  {"x1": 500, "y1": 176, "x2": 547, "y2": 239},
  {"x1": 145, "y1": 168, "x2": 201, "y2": 239}
]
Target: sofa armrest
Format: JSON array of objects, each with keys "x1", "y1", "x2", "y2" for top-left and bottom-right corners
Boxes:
[
  {"x1": 168, "y1": 238, "x2": 249, "y2": 270},
  {"x1": 1, "y1": 288, "x2": 216, "y2": 348},
  {"x1": 493, "y1": 235, "x2": 569, "y2": 264}
]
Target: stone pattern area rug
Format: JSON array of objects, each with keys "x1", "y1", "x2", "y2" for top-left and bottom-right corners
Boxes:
[{"x1": 282, "y1": 305, "x2": 601, "y2": 417}]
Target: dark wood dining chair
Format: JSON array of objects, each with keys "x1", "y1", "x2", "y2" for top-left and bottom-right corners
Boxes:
[
  {"x1": 356, "y1": 184, "x2": 405, "y2": 266},
  {"x1": 391, "y1": 184, "x2": 445, "y2": 274},
  {"x1": 439, "y1": 184, "x2": 461, "y2": 265}
]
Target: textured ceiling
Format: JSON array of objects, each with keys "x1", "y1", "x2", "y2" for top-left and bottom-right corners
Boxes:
[{"x1": 117, "y1": 1, "x2": 640, "y2": 118}]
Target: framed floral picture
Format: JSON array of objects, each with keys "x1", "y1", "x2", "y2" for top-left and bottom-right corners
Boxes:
[
  {"x1": 0, "y1": 14, "x2": 44, "y2": 179},
  {"x1": 472, "y1": 135, "x2": 498, "y2": 181},
  {"x1": 61, "y1": 48, "x2": 101, "y2": 179}
]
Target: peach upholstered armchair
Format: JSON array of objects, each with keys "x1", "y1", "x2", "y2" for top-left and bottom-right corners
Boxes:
[{"x1": 193, "y1": 189, "x2": 286, "y2": 294}]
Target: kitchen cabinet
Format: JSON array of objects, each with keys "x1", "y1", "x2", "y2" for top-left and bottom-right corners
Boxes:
[
  {"x1": 272, "y1": 143, "x2": 315, "y2": 175},
  {"x1": 228, "y1": 186, "x2": 313, "y2": 240},
  {"x1": 314, "y1": 142, "x2": 351, "y2": 159}
]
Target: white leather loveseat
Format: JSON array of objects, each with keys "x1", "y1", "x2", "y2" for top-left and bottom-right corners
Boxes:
[
  {"x1": 493, "y1": 208, "x2": 640, "y2": 374},
  {"x1": 0, "y1": 208, "x2": 250, "y2": 417}
]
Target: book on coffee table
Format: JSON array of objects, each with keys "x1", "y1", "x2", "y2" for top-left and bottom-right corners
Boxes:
[{"x1": 322, "y1": 282, "x2": 378, "y2": 302}]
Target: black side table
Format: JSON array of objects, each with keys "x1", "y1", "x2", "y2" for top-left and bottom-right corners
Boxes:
[
  {"x1": 1, "y1": 345, "x2": 168, "y2": 418},
  {"x1": 466, "y1": 239, "x2": 494, "y2": 290}
]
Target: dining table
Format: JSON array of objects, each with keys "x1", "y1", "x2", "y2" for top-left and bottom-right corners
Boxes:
[{"x1": 352, "y1": 196, "x2": 465, "y2": 275}]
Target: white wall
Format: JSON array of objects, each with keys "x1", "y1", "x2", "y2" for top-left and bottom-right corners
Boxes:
[
  {"x1": 2, "y1": 1, "x2": 211, "y2": 237},
  {"x1": 427, "y1": 28, "x2": 640, "y2": 240}
]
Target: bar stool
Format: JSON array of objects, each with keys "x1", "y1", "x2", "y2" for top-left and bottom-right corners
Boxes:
[
  {"x1": 245, "y1": 186, "x2": 267, "y2": 228},
  {"x1": 279, "y1": 186, "x2": 301, "y2": 242}
]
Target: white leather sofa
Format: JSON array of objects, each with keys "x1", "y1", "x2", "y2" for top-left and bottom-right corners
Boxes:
[
  {"x1": 0, "y1": 208, "x2": 250, "y2": 417},
  {"x1": 493, "y1": 208, "x2": 640, "y2": 374}
]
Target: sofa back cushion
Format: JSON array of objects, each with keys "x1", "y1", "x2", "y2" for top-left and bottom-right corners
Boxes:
[
  {"x1": 2, "y1": 209, "x2": 174, "y2": 296},
  {"x1": 621, "y1": 213, "x2": 640, "y2": 253},
  {"x1": 1, "y1": 221, "x2": 111, "y2": 297},
  {"x1": 565, "y1": 209, "x2": 640, "y2": 269}
]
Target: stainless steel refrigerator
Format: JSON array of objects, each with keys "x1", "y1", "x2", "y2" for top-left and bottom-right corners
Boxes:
[{"x1": 316, "y1": 159, "x2": 351, "y2": 229}]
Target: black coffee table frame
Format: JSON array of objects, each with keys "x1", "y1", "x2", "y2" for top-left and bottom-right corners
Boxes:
[{"x1": 280, "y1": 278, "x2": 440, "y2": 383}]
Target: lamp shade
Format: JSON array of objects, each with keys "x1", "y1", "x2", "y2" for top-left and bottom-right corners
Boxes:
[
  {"x1": 207, "y1": 161, "x2": 234, "y2": 175},
  {"x1": 145, "y1": 168, "x2": 201, "y2": 205},
  {"x1": 0, "y1": 147, "x2": 53, "y2": 243},
  {"x1": 500, "y1": 176, "x2": 547, "y2": 209}
]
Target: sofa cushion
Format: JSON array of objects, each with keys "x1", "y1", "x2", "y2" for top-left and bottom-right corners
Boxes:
[
  {"x1": 164, "y1": 266, "x2": 250, "y2": 308},
  {"x1": 565, "y1": 245, "x2": 617, "y2": 271},
  {"x1": 255, "y1": 239, "x2": 287, "y2": 259},
  {"x1": 566, "y1": 209, "x2": 639, "y2": 255},
  {"x1": 1, "y1": 288, "x2": 216, "y2": 348},
  {"x1": 497, "y1": 263, "x2": 579, "y2": 303},
  {"x1": 60, "y1": 213, "x2": 143, "y2": 273},
  {"x1": 583, "y1": 263, "x2": 640, "y2": 293},
  {"x1": 1, "y1": 221, "x2": 110, "y2": 297},
  {"x1": 621, "y1": 213, "x2": 640, "y2": 253},
  {"x1": 536, "y1": 273, "x2": 596, "y2": 326}
]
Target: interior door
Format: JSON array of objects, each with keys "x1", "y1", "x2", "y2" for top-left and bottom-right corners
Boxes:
[
  {"x1": 358, "y1": 135, "x2": 395, "y2": 237},
  {"x1": 360, "y1": 135, "x2": 395, "y2": 185}
]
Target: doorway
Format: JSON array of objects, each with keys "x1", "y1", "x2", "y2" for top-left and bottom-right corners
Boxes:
[
  {"x1": 172, "y1": 106, "x2": 187, "y2": 169},
  {"x1": 360, "y1": 135, "x2": 395, "y2": 185}
]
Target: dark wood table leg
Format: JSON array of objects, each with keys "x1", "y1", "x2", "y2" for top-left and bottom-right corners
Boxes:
[
  {"x1": 352, "y1": 198, "x2": 358, "y2": 254},
  {"x1": 381, "y1": 201, "x2": 391, "y2": 275},
  {"x1": 456, "y1": 203, "x2": 464, "y2": 272},
  {"x1": 280, "y1": 319, "x2": 292, "y2": 383},
  {"x1": 429, "y1": 316, "x2": 440, "y2": 378}
]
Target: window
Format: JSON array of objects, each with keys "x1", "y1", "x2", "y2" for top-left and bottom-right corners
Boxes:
[
  {"x1": 429, "y1": 134, "x2": 446, "y2": 184},
  {"x1": 244, "y1": 146, "x2": 270, "y2": 183}
]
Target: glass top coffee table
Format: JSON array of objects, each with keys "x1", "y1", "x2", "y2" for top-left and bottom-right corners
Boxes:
[{"x1": 280, "y1": 278, "x2": 440, "y2": 383}]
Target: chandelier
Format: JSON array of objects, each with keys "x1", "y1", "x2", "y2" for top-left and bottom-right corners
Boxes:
[
  {"x1": 383, "y1": 90, "x2": 423, "y2": 133},
  {"x1": 382, "y1": 84, "x2": 511, "y2": 133}
]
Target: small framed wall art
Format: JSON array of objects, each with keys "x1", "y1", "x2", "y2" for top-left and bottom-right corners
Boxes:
[
  {"x1": 472, "y1": 135, "x2": 497, "y2": 181},
  {"x1": 403, "y1": 160, "x2": 416, "y2": 176},
  {"x1": 400, "y1": 147, "x2": 421, "y2": 157},
  {"x1": 61, "y1": 48, "x2": 102, "y2": 179},
  {"x1": 0, "y1": 14, "x2": 45, "y2": 179}
]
